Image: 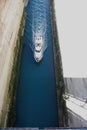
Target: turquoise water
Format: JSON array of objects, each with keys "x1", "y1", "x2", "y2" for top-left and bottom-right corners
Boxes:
[{"x1": 15, "y1": 0, "x2": 58, "y2": 128}]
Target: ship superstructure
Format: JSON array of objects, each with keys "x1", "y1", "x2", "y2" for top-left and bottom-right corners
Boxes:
[{"x1": 34, "y1": 33, "x2": 44, "y2": 62}]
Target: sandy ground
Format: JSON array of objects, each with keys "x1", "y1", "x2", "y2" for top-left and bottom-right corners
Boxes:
[{"x1": 0, "y1": 0, "x2": 25, "y2": 125}]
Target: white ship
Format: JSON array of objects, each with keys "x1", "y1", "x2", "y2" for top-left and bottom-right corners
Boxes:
[
  {"x1": 31, "y1": 8, "x2": 47, "y2": 62},
  {"x1": 34, "y1": 33, "x2": 44, "y2": 62}
]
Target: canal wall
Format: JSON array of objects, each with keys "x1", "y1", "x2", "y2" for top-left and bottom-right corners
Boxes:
[
  {"x1": 64, "y1": 78, "x2": 87, "y2": 127},
  {"x1": 51, "y1": 0, "x2": 87, "y2": 128},
  {"x1": 50, "y1": 0, "x2": 68, "y2": 127},
  {"x1": 0, "y1": 0, "x2": 28, "y2": 127}
]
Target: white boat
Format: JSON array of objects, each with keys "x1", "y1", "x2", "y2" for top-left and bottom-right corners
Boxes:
[
  {"x1": 34, "y1": 34, "x2": 43, "y2": 62},
  {"x1": 31, "y1": 8, "x2": 47, "y2": 62}
]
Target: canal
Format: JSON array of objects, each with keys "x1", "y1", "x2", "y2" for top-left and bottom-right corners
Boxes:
[{"x1": 15, "y1": 0, "x2": 58, "y2": 128}]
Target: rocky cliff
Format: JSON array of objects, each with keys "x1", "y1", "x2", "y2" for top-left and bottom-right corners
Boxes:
[
  {"x1": 0, "y1": 0, "x2": 28, "y2": 126},
  {"x1": 64, "y1": 78, "x2": 87, "y2": 127}
]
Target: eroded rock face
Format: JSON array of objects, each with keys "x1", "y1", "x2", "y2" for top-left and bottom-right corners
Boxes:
[
  {"x1": 0, "y1": 0, "x2": 6, "y2": 14},
  {"x1": 24, "y1": 0, "x2": 28, "y2": 7},
  {"x1": 0, "y1": 0, "x2": 27, "y2": 126},
  {"x1": 64, "y1": 78, "x2": 87, "y2": 127},
  {"x1": 64, "y1": 78, "x2": 87, "y2": 99}
]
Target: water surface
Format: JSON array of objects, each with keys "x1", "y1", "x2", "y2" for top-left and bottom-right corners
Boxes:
[{"x1": 15, "y1": 0, "x2": 58, "y2": 128}]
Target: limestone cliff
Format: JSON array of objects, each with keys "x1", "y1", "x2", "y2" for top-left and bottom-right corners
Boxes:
[
  {"x1": 0, "y1": 0, "x2": 28, "y2": 126},
  {"x1": 64, "y1": 78, "x2": 87, "y2": 127}
]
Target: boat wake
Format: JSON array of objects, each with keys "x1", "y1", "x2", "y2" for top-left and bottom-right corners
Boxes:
[{"x1": 29, "y1": 2, "x2": 47, "y2": 62}]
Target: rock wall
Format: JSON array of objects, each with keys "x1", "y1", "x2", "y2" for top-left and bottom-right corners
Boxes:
[
  {"x1": 64, "y1": 78, "x2": 87, "y2": 127},
  {"x1": 50, "y1": 0, "x2": 68, "y2": 127},
  {"x1": 65, "y1": 78, "x2": 87, "y2": 99},
  {"x1": 0, "y1": 0, "x2": 27, "y2": 126}
]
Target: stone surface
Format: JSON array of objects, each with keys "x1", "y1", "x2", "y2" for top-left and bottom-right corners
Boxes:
[
  {"x1": 0, "y1": 0, "x2": 26, "y2": 126},
  {"x1": 64, "y1": 78, "x2": 87, "y2": 127}
]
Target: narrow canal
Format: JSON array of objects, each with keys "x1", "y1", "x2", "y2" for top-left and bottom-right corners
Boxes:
[{"x1": 15, "y1": 0, "x2": 58, "y2": 128}]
